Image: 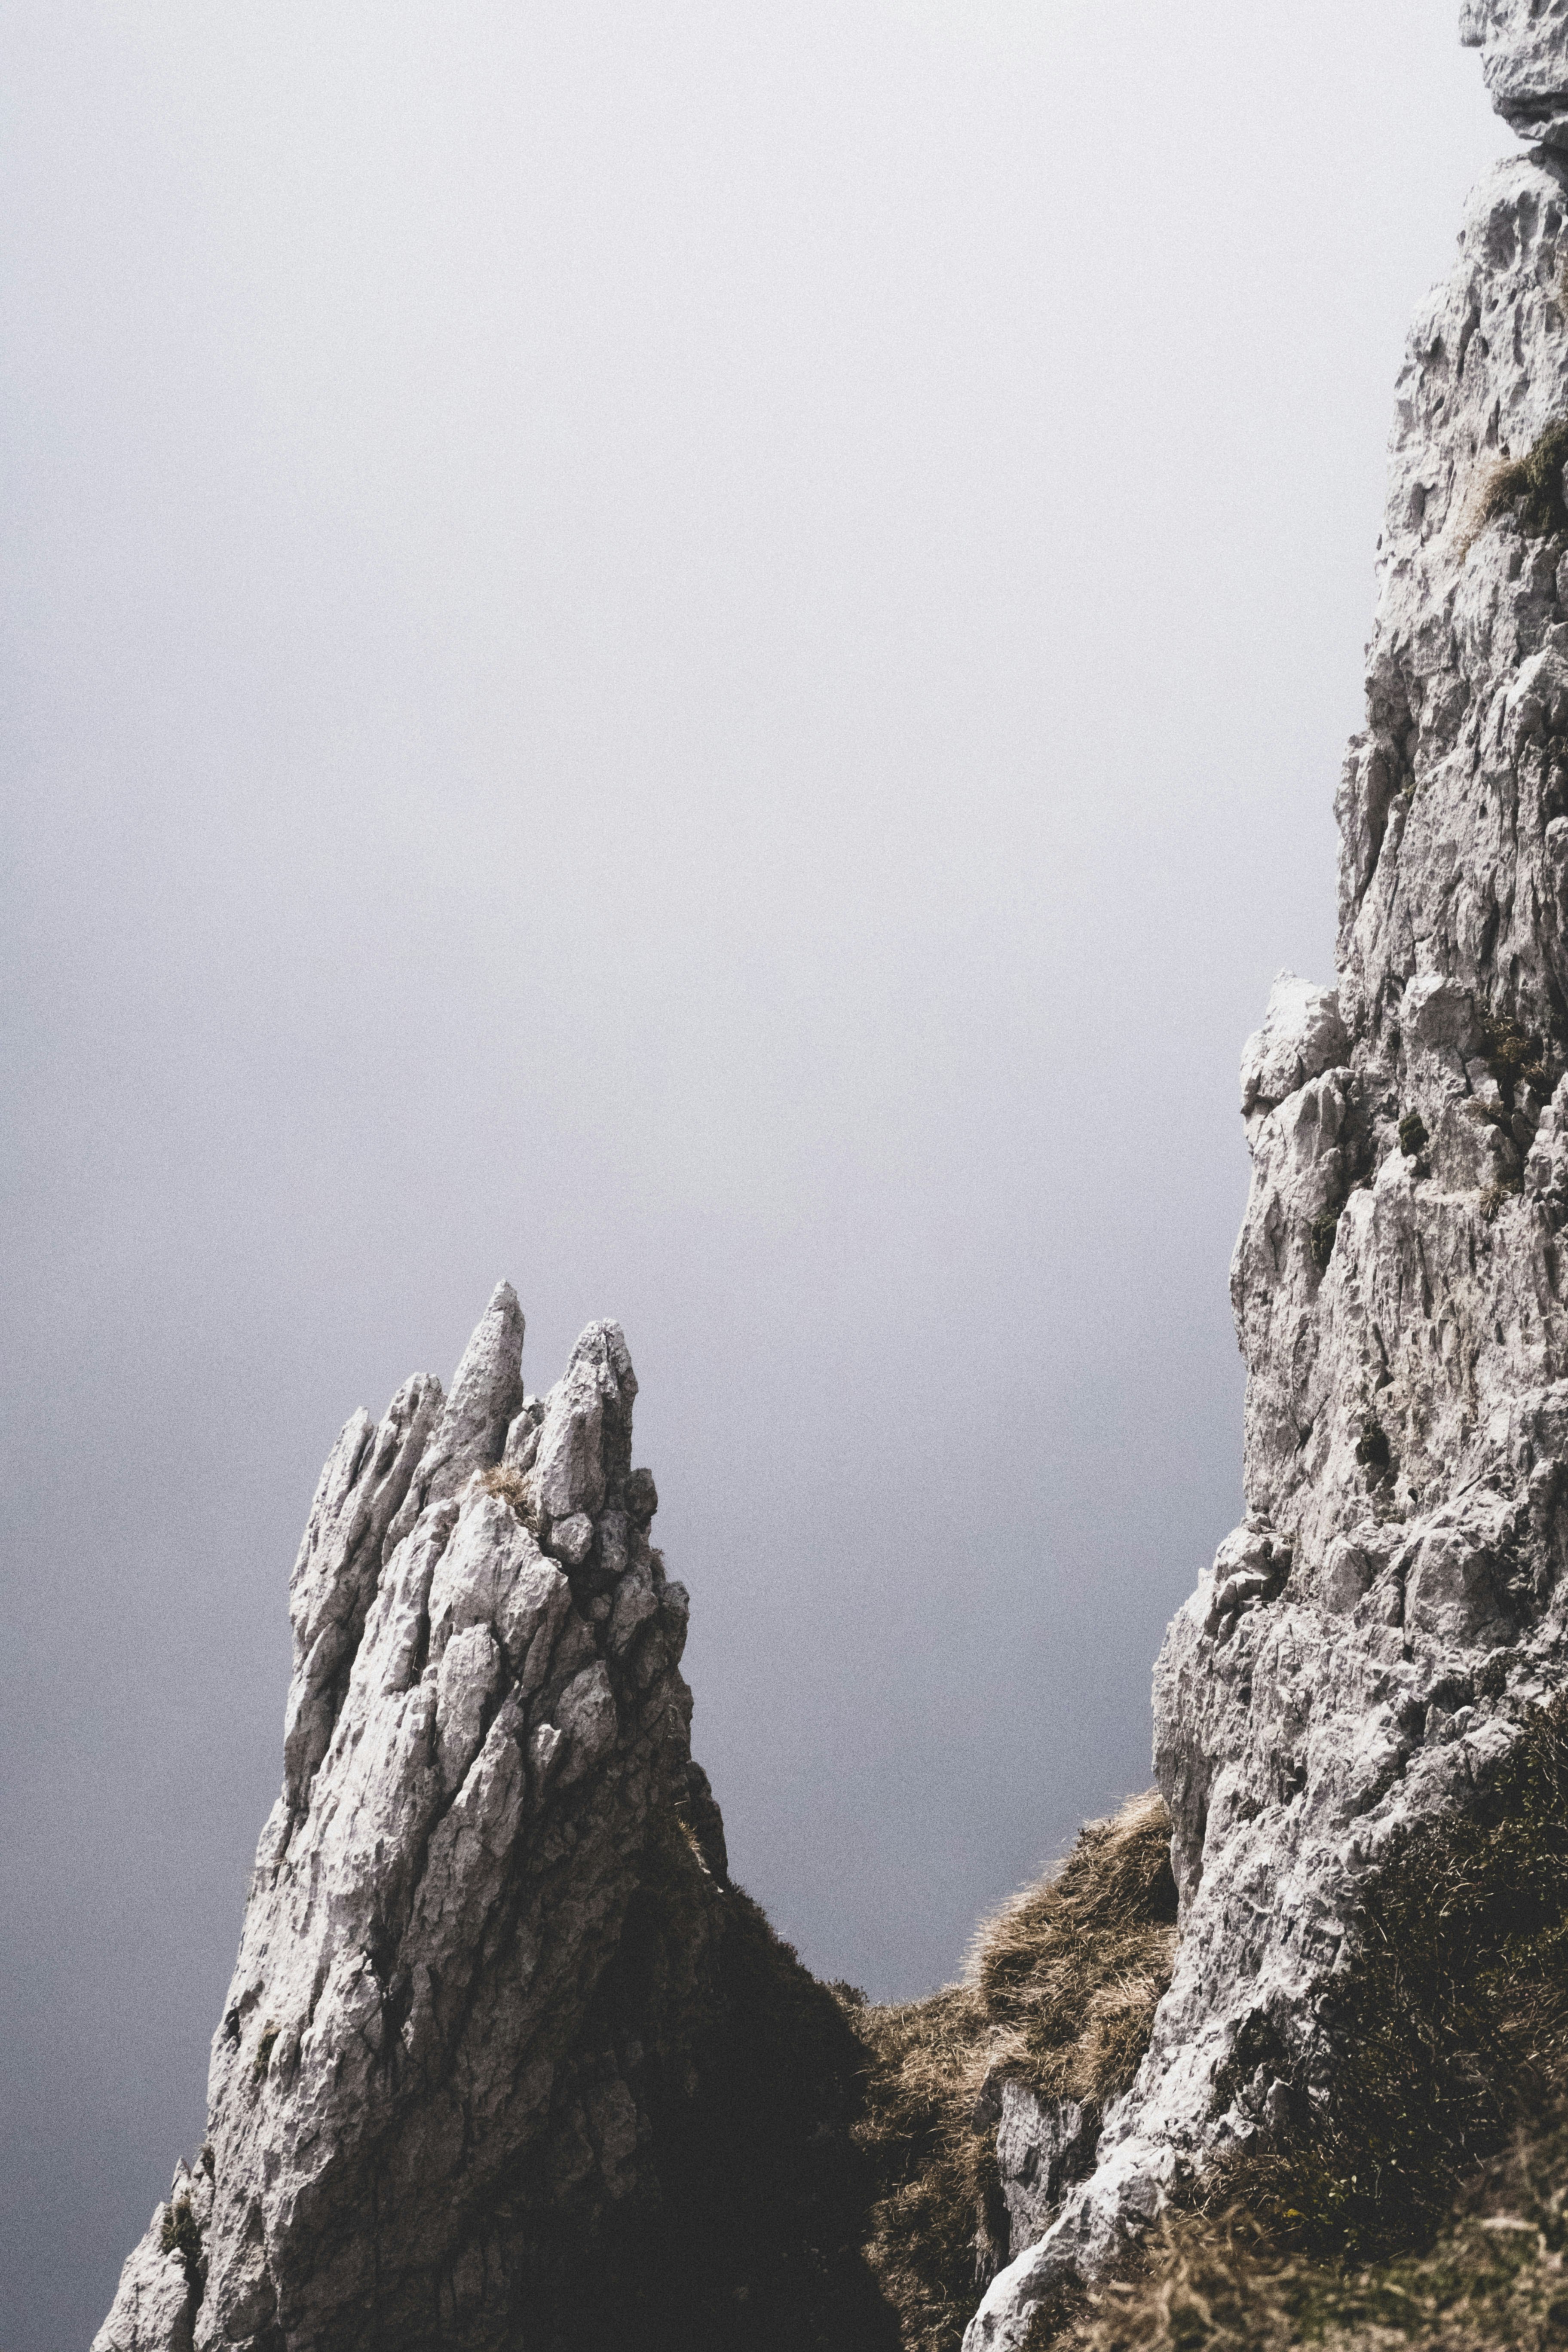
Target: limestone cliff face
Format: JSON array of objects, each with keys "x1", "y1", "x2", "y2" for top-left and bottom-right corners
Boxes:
[
  {"x1": 94, "y1": 1290, "x2": 882, "y2": 2352},
  {"x1": 967, "y1": 14, "x2": 1568, "y2": 2346}
]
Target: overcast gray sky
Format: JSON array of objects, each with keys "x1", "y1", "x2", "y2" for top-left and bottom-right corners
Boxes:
[{"x1": 0, "y1": 6, "x2": 1504, "y2": 2346}]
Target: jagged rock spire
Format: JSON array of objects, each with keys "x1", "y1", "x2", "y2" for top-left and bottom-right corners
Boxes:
[
  {"x1": 95, "y1": 1292, "x2": 711, "y2": 2351},
  {"x1": 96, "y1": 1284, "x2": 891, "y2": 2351}
]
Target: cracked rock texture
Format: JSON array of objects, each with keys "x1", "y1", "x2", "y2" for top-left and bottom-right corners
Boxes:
[
  {"x1": 94, "y1": 1289, "x2": 884, "y2": 2352},
  {"x1": 1464, "y1": 0, "x2": 1568, "y2": 150},
  {"x1": 968, "y1": 12, "x2": 1568, "y2": 2347}
]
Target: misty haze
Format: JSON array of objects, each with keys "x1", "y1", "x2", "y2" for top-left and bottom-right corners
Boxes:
[{"x1": 0, "y1": 7, "x2": 1519, "y2": 2351}]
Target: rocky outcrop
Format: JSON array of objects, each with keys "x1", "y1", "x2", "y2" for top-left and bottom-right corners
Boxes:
[
  {"x1": 1464, "y1": 0, "x2": 1568, "y2": 150},
  {"x1": 989, "y1": 2082, "x2": 1098, "y2": 2262},
  {"x1": 95, "y1": 1287, "x2": 890, "y2": 2352},
  {"x1": 967, "y1": 13, "x2": 1568, "y2": 2346}
]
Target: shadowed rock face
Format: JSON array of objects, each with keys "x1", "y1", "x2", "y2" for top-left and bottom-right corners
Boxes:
[
  {"x1": 966, "y1": 14, "x2": 1568, "y2": 2349},
  {"x1": 1462, "y1": 0, "x2": 1568, "y2": 150},
  {"x1": 94, "y1": 1289, "x2": 894, "y2": 2352}
]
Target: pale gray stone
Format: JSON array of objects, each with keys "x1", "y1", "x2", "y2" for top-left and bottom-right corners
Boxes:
[
  {"x1": 92, "y1": 2161, "x2": 211, "y2": 2352},
  {"x1": 95, "y1": 1298, "x2": 725, "y2": 2352},
  {"x1": 967, "y1": 18, "x2": 1568, "y2": 2344},
  {"x1": 978, "y1": 2076, "x2": 1099, "y2": 2260},
  {"x1": 1462, "y1": 0, "x2": 1568, "y2": 150},
  {"x1": 1240, "y1": 972, "x2": 1350, "y2": 1127},
  {"x1": 101, "y1": 16, "x2": 1568, "y2": 2349}
]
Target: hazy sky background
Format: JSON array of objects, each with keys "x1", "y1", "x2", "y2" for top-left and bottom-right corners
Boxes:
[{"x1": 0, "y1": 4, "x2": 1507, "y2": 2344}]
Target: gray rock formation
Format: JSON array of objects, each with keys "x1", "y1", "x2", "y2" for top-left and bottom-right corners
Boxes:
[
  {"x1": 101, "y1": 15, "x2": 1568, "y2": 2350},
  {"x1": 989, "y1": 2082, "x2": 1098, "y2": 2263},
  {"x1": 94, "y1": 1288, "x2": 887, "y2": 2352},
  {"x1": 1463, "y1": 0, "x2": 1568, "y2": 151},
  {"x1": 967, "y1": 14, "x2": 1568, "y2": 2346}
]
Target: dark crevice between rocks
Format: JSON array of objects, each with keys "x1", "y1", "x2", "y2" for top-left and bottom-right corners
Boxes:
[{"x1": 431, "y1": 1809, "x2": 900, "y2": 2352}]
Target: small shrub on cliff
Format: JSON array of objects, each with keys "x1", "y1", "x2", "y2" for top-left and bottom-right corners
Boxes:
[
  {"x1": 1479, "y1": 1011, "x2": 1556, "y2": 1110},
  {"x1": 851, "y1": 1793, "x2": 1179, "y2": 2352},
  {"x1": 159, "y1": 2193, "x2": 203, "y2": 2284},
  {"x1": 1462, "y1": 419, "x2": 1568, "y2": 551},
  {"x1": 1309, "y1": 1210, "x2": 1341, "y2": 1273},
  {"x1": 1480, "y1": 1177, "x2": 1523, "y2": 1224},
  {"x1": 1354, "y1": 1416, "x2": 1391, "y2": 1478}
]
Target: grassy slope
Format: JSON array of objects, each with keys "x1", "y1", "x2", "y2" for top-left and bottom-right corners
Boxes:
[
  {"x1": 847, "y1": 1792, "x2": 1180, "y2": 2352},
  {"x1": 843, "y1": 1699, "x2": 1568, "y2": 2352},
  {"x1": 1060, "y1": 1699, "x2": 1568, "y2": 2352}
]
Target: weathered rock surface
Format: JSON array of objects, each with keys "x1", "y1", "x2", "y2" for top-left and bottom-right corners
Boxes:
[
  {"x1": 95, "y1": 1288, "x2": 888, "y2": 2352},
  {"x1": 989, "y1": 2081, "x2": 1098, "y2": 2264},
  {"x1": 96, "y1": 2160, "x2": 214, "y2": 2352},
  {"x1": 1464, "y1": 0, "x2": 1568, "y2": 152},
  {"x1": 967, "y1": 15, "x2": 1568, "y2": 2347}
]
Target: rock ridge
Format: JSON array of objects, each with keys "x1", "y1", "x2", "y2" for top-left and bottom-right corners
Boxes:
[{"x1": 965, "y1": 10, "x2": 1568, "y2": 2345}]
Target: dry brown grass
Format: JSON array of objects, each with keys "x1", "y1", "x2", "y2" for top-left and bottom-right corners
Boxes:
[
  {"x1": 1036, "y1": 1699, "x2": 1568, "y2": 2352},
  {"x1": 854, "y1": 1984, "x2": 1001, "y2": 2352},
  {"x1": 971, "y1": 1789, "x2": 1179, "y2": 2103},
  {"x1": 480, "y1": 1461, "x2": 538, "y2": 1527},
  {"x1": 849, "y1": 1792, "x2": 1180, "y2": 2352},
  {"x1": 1457, "y1": 419, "x2": 1568, "y2": 556},
  {"x1": 1053, "y1": 2164, "x2": 1568, "y2": 2352}
]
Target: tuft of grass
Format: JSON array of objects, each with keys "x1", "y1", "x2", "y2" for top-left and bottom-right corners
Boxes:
[
  {"x1": 851, "y1": 1794, "x2": 1179, "y2": 2352},
  {"x1": 1478, "y1": 1011, "x2": 1557, "y2": 1112},
  {"x1": 1479, "y1": 1178, "x2": 1523, "y2": 1224},
  {"x1": 1309, "y1": 1211, "x2": 1341, "y2": 1273},
  {"x1": 159, "y1": 2192, "x2": 203, "y2": 2283},
  {"x1": 481, "y1": 1461, "x2": 538, "y2": 1529},
  {"x1": 1056, "y1": 2191, "x2": 1568, "y2": 2352},
  {"x1": 854, "y1": 1983, "x2": 1001, "y2": 2352},
  {"x1": 972, "y1": 1791, "x2": 1179, "y2": 2104},
  {"x1": 1461, "y1": 419, "x2": 1568, "y2": 553}
]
